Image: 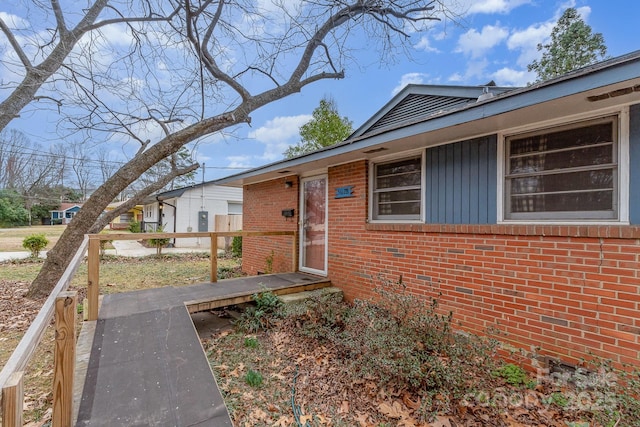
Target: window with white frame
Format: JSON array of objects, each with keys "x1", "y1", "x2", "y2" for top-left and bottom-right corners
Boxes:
[
  {"x1": 504, "y1": 116, "x2": 618, "y2": 220},
  {"x1": 371, "y1": 156, "x2": 422, "y2": 220}
]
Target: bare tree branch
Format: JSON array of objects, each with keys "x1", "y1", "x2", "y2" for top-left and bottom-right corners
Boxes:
[
  {"x1": 50, "y1": 0, "x2": 69, "y2": 36},
  {"x1": 0, "y1": 17, "x2": 31, "y2": 69},
  {"x1": 0, "y1": 0, "x2": 455, "y2": 298},
  {"x1": 89, "y1": 162, "x2": 199, "y2": 233}
]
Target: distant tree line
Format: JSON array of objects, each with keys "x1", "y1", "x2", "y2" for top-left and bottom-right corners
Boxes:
[{"x1": 0, "y1": 129, "x2": 194, "y2": 227}]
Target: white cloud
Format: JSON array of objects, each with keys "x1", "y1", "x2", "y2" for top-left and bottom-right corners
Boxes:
[
  {"x1": 0, "y1": 12, "x2": 27, "y2": 28},
  {"x1": 575, "y1": 6, "x2": 592, "y2": 21},
  {"x1": 491, "y1": 67, "x2": 534, "y2": 86},
  {"x1": 448, "y1": 72, "x2": 463, "y2": 82},
  {"x1": 507, "y1": 21, "x2": 554, "y2": 67},
  {"x1": 226, "y1": 155, "x2": 253, "y2": 169},
  {"x1": 505, "y1": 4, "x2": 592, "y2": 69},
  {"x1": 447, "y1": 59, "x2": 489, "y2": 84},
  {"x1": 414, "y1": 36, "x2": 440, "y2": 53},
  {"x1": 391, "y1": 73, "x2": 431, "y2": 95},
  {"x1": 466, "y1": 0, "x2": 532, "y2": 14},
  {"x1": 455, "y1": 24, "x2": 509, "y2": 58},
  {"x1": 248, "y1": 114, "x2": 312, "y2": 161}
]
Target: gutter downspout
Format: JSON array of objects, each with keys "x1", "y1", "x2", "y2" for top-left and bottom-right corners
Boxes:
[{"x1": 157, "y1": 197, "x2": 178, "y2": 247}]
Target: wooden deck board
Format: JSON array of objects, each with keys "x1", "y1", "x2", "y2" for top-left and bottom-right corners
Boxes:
[{"x1": 75, "y1": 273, "x2": 329, "y2": 427}]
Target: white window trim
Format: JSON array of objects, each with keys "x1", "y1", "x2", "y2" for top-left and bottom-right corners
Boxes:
[
  {"x1": 368, "y1": 151, "x2": 425, "y2": 223},
  {"x1": 497, "y1": 107, "x2": 630, "y2": 224}
]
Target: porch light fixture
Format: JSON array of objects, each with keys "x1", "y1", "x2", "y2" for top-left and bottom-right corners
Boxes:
[{"x1": 285, "y1": 180, "x2": 293, "y2": 188}]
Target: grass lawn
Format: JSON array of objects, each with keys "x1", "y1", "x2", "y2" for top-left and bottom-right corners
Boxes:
[{"x1": 0, "y1": 225, "x2": 68, "y2": 252}]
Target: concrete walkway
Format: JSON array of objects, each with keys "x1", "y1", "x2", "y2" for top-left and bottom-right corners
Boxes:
[
  {"x1": 0, "y1": 250, "x2": 48, "y2": 262},
  {"x1": 0, "y1": 240, "x2": 222, "y2": 262}
]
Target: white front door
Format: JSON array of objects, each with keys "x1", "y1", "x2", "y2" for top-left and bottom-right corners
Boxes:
[{"x1": 299, "y1": 176, "x2": 327, "y2": 275}]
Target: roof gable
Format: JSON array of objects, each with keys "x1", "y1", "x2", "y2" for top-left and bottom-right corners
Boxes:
[
  {"x1": 51, "y1": 203, "x2": 82, "y2": 212},
  {"x1": 351, "y1": 84, "x2": 515, "y2": 138},
  {"x1": 215, "y1": 50, "x2": 640, "y2": 188}
]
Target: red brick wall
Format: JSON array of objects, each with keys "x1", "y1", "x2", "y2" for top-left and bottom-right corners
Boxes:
[
  {"x1": 243, "y1": 176, "x2": 299, "y2": 274},
  {"x1": 243, "y1": 162, "x2": 640, "y2": 368}
]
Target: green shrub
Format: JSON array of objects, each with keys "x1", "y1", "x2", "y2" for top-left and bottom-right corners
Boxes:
[
  {"x1": 231, "y1": 234, "x2": 242, "y2": 258},
  {"x1": 244, "y1": 370, "x2": 263, "y2": 387},
  {"x1": 22, "y1": 234, "x2": 49, "y2": 258},
  {"x1": 128, "y1": 220, "x2": 141, "y2": 233},
  {"x1": 492, "y1": 363, "x2": 528, "y2": 386},
  {"x1": 244, "y1": 337, "x2": 259, "y2": 348},
  {"x1": 288, "y1": 275, "x2": 498, "y2": 418},
  {"x1": 235, "y1": 290, "x2": 282, "y2": 332},
  {"x1": 148, "y1": 225, "x2": 170, "y2": 255}
]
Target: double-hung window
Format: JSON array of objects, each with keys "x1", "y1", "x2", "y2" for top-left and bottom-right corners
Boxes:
[
  {"x1": 504, "y1": 116, "x2": 618, "y2": 221},
  {"x1": 372, "y1": 156, "x2": 422, "y2": 220}
]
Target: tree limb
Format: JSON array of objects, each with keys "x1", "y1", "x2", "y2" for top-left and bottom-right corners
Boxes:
[
  {"x1": 0, "y1": 17, "x2": 31, "y2": 69},
  {"x1": 89, "y1": 162, "x2": 200, "y2": 233},
  {"x1": 50, "y1": 0, "x2": 69, "y2": 36}
]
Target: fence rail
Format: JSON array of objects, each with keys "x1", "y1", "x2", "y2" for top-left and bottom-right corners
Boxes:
[
  {"x1": 0, "y1": 230, "x2": 297, "y2": 426},
  {"x1": 0, "y1": 236, "x2": 88, "y2": 427}
]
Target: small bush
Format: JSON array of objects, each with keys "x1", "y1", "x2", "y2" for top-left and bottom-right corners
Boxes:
[
  {"x1": 148, "y1": 225, "x2": 170, "y2": 255},
  {"x1": 289, "y1": 275, "x2": 499, "y2": 419},
  {"x1": 244, "y1": 337, "x2": 259, "y2": 348},
  {"x1": 128, "y1": 220, "x2": 141, "y2": 233},
  {"x1": 235, "y1": 290, "x2": 282, "y2": 332},
  {"x1": 492, "y1": 363, "x2": 528, "y2": 386},
  {"x1": 244, "y1": 370, "x2": 263, "y2": 387},
  {"x1": 22, "y1": 234, "x2": 49, "y2": 258},
  {"x1": 231, "y1": 235, "x2": 242, "y2": 258}
]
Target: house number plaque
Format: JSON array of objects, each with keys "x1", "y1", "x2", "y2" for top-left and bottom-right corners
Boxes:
[{"x1": 335, "y1": 186, "x2": 354, "y2": 199}]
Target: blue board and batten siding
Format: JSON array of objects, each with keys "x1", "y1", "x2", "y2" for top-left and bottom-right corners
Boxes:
[
  {"x1": 424, "y1": 104, "x2": 640, "y2": 226},
  {"x1": 629, "y1": 103, "x2": 640, "y2": 225},
  {"x1": 425, "y1": 136, "x2": 497, "y2": 224}
]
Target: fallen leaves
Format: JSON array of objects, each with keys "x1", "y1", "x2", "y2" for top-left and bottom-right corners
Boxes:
[{"x1": 0, "y1": 281, "x2": 45, "y2": 334}]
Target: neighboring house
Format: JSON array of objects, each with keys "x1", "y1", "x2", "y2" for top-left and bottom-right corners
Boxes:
[
  {"x1": 50, "y1": 203, "x2": 82, "y2": 225},
  {"x1": 105, "y1": 201, "x2": 143, "y2": 230},
  {"x1": 215, "y1": 51, "x2": 640, "y2": 370},
  {"x1": 142, "y1": 182, "x2": 243, "y2": 248}
]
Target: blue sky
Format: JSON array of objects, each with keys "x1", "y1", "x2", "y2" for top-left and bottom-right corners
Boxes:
[
  {"x1": 2, "y1": 0, "x2": 640, "y2": 184},
  {"x1": 197, "y1": 0, "x2": 640, "y2": 180}
]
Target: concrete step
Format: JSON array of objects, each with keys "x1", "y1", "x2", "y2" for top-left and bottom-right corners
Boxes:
[{"x1": 278, "y1": 286, "x2": 343, "y2": 304}]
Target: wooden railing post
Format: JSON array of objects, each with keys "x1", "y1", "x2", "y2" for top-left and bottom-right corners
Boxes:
[
  {"x1": 52, "y1": 291, "x2": 77, "y2": 427},
  {"x1": 210, "y1": 232, "x2": 218, "y2": 283},
  {"x1": 2, "y1": 371, "x2": 24, "y2": 427},
  {"x1": 87, "y1": 237, "x2": 100, "y2": 321}
]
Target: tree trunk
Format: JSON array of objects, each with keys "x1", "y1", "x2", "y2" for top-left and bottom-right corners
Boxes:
[{"x1": 27, "y1": 112, "x2": 242, "y2": 298}]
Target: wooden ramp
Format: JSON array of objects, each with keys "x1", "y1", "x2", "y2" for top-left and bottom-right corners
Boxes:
[{"x1": 75, "y1": 273, "x2": 330, "y2": 427}]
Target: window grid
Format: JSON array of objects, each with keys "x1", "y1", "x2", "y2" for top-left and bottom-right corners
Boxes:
[
  {"x1": 505, "y1": 116, "x2": 618, "y2": 220},
  {"x1": 372, "y1": 156, "x2": 422, "y2": 220}
]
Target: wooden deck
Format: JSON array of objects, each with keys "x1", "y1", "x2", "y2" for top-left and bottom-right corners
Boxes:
[{"x1": 74, "y1": 273, "x2": 331, "y2": 427}]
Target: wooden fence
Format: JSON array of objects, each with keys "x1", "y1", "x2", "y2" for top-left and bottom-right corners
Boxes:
[
  {"x1": 0, "y1": 237, "x2": 88, "y2": 427},
  {"x1": 0, "y1": 230, "x2": 296, "y2": 426}
]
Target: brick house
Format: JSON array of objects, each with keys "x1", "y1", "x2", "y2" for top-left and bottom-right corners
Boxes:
[{"x1": 216, "y1": 51, "x2": 640, "y2": 369}]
